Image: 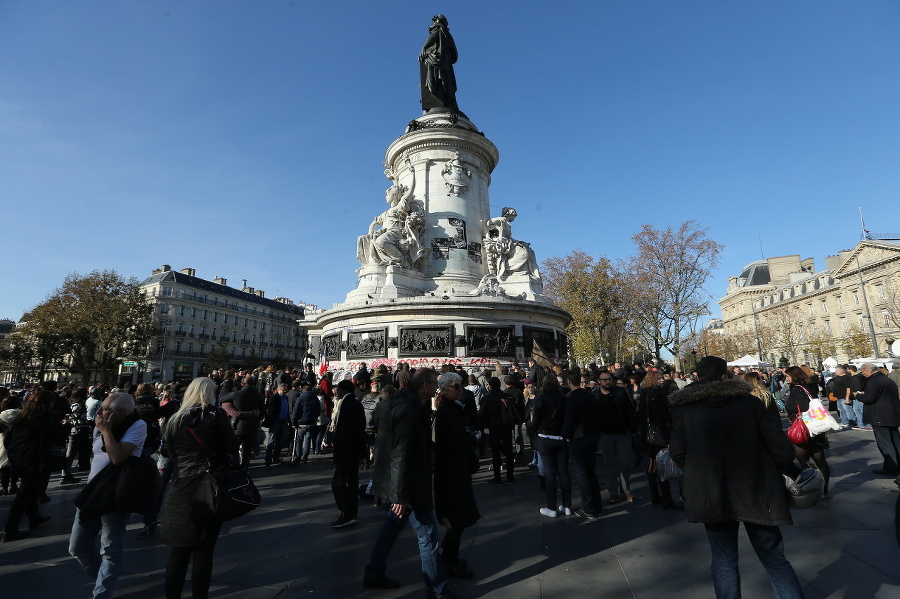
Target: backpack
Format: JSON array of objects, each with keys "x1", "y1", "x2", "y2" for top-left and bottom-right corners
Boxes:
[{"x1": 361, "y1": 396, "x2": 379, "y2": 430}]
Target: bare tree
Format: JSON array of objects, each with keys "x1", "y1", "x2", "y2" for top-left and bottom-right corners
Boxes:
[{"x1": 624, "y1": 221, "x2": 724, "y2": 370}]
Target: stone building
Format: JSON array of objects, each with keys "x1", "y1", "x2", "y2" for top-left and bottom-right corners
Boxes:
[
  {"x1": 137, "y1": 265, "x2": 307, "y2": 383},
  {"x1": 718, "y1": 240, "x2": 900, "y2": 365}
]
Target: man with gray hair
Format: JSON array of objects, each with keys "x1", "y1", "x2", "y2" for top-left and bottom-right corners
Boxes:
[
  {"x1": 858, "y1": 363, "x2": 900, "y2": 476},
  {"x1": 69, "y1": 392, "x2": 147, "y2": 599}
]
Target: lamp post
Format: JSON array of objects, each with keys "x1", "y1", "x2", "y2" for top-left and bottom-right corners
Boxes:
[
  {"x1": 159, "y1": 318, "x2": 170, "y2": 384},
  {"x1": 855, "y1": 256, "x2": 880, "y2": 358}
]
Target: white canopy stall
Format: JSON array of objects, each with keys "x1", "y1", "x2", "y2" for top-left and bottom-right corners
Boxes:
[{"x1": 726, "y1": 354, "x2": 773, "y2": 369}]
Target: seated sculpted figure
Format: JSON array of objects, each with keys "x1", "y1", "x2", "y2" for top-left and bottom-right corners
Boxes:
[
  {"x1": 482, "y1": 207, "x2": 541, "y2": 281},
  {"x1": 357, "y1": 169, "x2": 426, "y2": 269}
]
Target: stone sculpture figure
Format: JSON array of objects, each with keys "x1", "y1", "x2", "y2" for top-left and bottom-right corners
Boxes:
[
  {"x1": 357, "y1": 163, "x2": 427, "y2": 270},
  {"x1": 482, "y1": 207, "x2": 541, "y2": 281},
  {"x1": 419, "y1": 15, "x2": 459, "y2": 113}
]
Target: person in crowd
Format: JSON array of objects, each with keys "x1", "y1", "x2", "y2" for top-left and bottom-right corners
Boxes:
[
  {"x1": 264, "y1": 383, "x2": 290, "y2": 466},
  {"x1": 858, "y1": 363, "x2": 900, "y2": 476},
  {"x1": 361, "y1": 382, "x2": 381, "y2": 469},
  {"x1": 830, "y1": 365, "x2": 855, "y2": 428},
  {"x1": 61, "y1": 387, "x2": 91, "y2": 485},
  {"x1": 478, "y1": 377, "x2": 516, "y2": 484},
  {"x1": 784, "y1": 366, "x2": 831, "y2": 498},
  {"x1": 0, "y1": 392, "x2": 23, "y2": 496},
  {"x1": 69, "y1": 392, "x2": 147, "y2": 597},
  {"x1": 291, "y1": 383, "x2": 321, "y2": 465},
  {"x1": 331, "y1": 379, "x2": 366, "y2": 528},
  {"x1": 219, "y1": 375, "x2": 263, "y2": 472},
  {"x1": 433, "y1": 372, "x2": 480, "y2": 578},
  {"x1": 528, "y1": 374, "x2": 571, "y2": 517},
  {"x1": 638, "y1": 371, "x2": 682, "y2": 509},
  {"x1": 3, "y1": 390, "x2": 64, "y2": 541},
  {"x1": 847, "y1": 365, "x2": 870, "y2": 430},
  {"x1": 669, "y1": 356, "x2": 805, "y2": 599},
  {"x1": 599, "y1": 370, "x2": 637, "y2": 505},
  {"x1": 740, "y1": 372, "x2": 780, "y2": 423},
  {"x1": 562, "y1": 368, "x2": 602, "y2": 518},
  {"x1": 363, "y1": 368, "x2": 452, "y2": 599},
  {"x1": 160, "y1": 377, "x2": 238, "y2": 599}
]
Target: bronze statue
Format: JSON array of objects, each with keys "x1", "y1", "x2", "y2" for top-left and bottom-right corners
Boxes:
[{"x1": 419, "y1": 15, "x2": 458, "y2": 113}]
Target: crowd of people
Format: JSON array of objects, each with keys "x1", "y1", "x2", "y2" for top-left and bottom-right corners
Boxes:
[{"x1": 1, "y1": 354, "x2": 899, "y2": 599}]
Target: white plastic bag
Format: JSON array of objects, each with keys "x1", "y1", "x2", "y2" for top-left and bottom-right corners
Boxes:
[
  {"x1": 655, "y1": 448, "x2": 683, "y2": 482},
  {"x1": 801, "y1": 397, "x2": 841, "y2": 436}
]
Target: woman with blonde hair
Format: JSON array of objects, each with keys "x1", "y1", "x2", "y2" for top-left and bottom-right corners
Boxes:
[
  {"x1": 161, "y1": 377, "x2": 239, "y2": 599},
  {"x1": 740, "y1": 372, "x2": 779, "y2": 422},
  {"x1": 638, "y1": 371, "x2": 682, "y2": 509}
]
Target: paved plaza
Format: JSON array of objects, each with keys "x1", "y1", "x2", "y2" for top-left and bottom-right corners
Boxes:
[{"x1": 2, "y1": 425, "x2": 899, "y2": 599}]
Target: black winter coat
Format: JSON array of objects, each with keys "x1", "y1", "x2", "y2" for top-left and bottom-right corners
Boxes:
[
  {"x1": 222, "y1": 386, "x2": 263, "y2": 437},
  {"x1": 372, "y1": 390, "x2": 434, "y2": 510},
  {"x1": 599, "y1": 386, "x2": 636, "y2": 436},
  {"x1": 669, "y1": 379, "x2": 795, "y2": 526},
  {"x1": 528, "y1": 391, "x2": 566, "y2": 437},
  {"x1": 434, "y1": 399, "x2": 480, "y2": 529},
  {"x1": 478, "y1": 390, "x2": 514, "y2": 436},
  {"x1": 332, "y1": 393, "x2": 366, "y2": 465},
  {"x1": 858, "y1": 371, "x2": 900, "y2": 427}
]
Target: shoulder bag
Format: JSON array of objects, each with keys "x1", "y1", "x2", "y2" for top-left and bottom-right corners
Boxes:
[{"x1": 188, "y1": 427, "x2": 261, "y2": 525}]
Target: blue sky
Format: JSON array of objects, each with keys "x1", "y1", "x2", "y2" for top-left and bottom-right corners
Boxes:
[{"x1": 2, "y1": 1, "x2": 899, "y2": 328}]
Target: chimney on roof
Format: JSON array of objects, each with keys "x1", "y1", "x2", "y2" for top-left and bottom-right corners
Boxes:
[
  {"x1": 213, "y1": 276, "x2": 227, "y2": 286},
  {"x1": 245, "y1": 287, "x2": 254, "y2": 294},
  {"x1": 255, "y1": 289, "x2": 265, "y2": 298},
  {"x1": 179, "y1": 267, "x2": 196, "y2": 277},
  {"x1": 160, "y1": 264, "x2": 171, "y2": 273}
]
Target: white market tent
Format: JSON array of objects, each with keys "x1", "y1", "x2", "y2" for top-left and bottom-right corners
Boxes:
[{"x1": 726, "y1": 354, "x2": 773, "y2": 369}]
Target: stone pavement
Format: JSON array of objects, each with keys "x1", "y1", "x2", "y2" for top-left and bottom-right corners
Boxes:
[{"x1": 2, "y1": 425, "x2": 899, "y2": 599}]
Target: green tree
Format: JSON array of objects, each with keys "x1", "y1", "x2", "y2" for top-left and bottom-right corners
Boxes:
[
  {"x1": 202, "y1": 343, "x2": 233, "y2": 373},
  {"x1": 23, "y1": 270, "x2": 155, "y2": 384},
  {"x1": 842, "y1": 326, "x2": 873, "y2": 360},
  {"x1": 542, "y1": 250, "x2": 623, "y2": 365},
  {"x1": 624, "y1": 221, "x2": 724, "y2": 370}
]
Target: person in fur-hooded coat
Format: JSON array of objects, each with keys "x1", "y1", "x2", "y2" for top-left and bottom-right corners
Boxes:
[{"x1": 668, "y1": 360, "x2": 796, "y2": 526}]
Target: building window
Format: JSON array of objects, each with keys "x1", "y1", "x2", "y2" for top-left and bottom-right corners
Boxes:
[
  {"x1": 202, "y1": 310, "x2": 208, "y2": 320},
  {"x1": 261, "y1": 322, "x2": 266, "y2": 331},
  {"x1": 810, "y1": 322, "x2": 817, "y2": 336},
  {"x1": 807, "y1": 304, "x2": 814, "y2": 316},
  {"x1": 837, "y1": 296, "x2": 843, "y2": 308},
  {"x1": 223, "y1": 314, "x2": 228, "y2": 324},
  {"x1": 253, "y1": 320, "x2": 257, "y2": 329},
  {"x1": 190, "y1": 307, "x2": 196, "y2": 318},
  {"x1": 232, "y1": 332, "x2": 237, "y2": 342},
  {"x1": 879, "y1": 286, "x2": 886, "y2": 301},
  {"x1": 854, "y1": 293, "x2": 860, "y2": 305},
  {"x1": 858, "y1": 314, "x2": 865, "y2": 328},
  {"x1": 883, "y1": 310, "x2": 891, "y2": 327},
  {"x1": 824, "y1": 320, "x2": 832, "y2": 334},
  {"x1": 177, "y1": 305, "x2": 185, "y2": 317},
  {"x1": 244, "y1": 318, "x2": 249, "y2": 327},
  {"x1": 175, "y1": 341, "x2": 182, "y2": 352},
  {"x1": 841, "y1": 317, "x2": 847, "y2": 333},
  {"x1": 821, "y1": 301, "x2": 828, "y2": 314},
  {"x1": 189, "y1": 324, "x2": 195, "y2": 336},
  {"x1": 187, "y1": 342, "x2": 193, "y2": 353},
  {"x1": 160, "y1": 304, "x2": 170, "y2": 315},
  {"x1": 213, "y1": 312, "x2": 218, "y2": 322},
  {"x1": 200, "y1": 326, "x2": 206, "y2": 336},
  {"x1": 163, "y1": 286, "x2": 173, "y2": 297}
]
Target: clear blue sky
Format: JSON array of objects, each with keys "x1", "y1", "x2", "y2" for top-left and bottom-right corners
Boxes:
[{"x1": 2, "y1": 1, "x2": 899, "y2": 328}]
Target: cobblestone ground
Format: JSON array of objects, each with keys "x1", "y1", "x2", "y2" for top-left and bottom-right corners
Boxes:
[{"x1": 2, "y1": 423, "x2": 899, "y2": 599}]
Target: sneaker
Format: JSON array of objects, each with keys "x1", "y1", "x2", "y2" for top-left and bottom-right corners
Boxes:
[
  {"x1": 851, "y1": 425, "x2": 864, "y2": 430},
  {"x1": 539, "y1": 507, "x2": 557, "y2": 518},
  {"x1": 607, "y1": 495, "x2": 622, "y2": 504},
  {"x1": 625, "y1": 492, "x2": 636, "y2": 502},
  {"x1": 60, "y1": 475, "x2": 80, "y2": 485},
  {"x1": 331, "y1": 514, "x2": 358, "y2": 528},
  {"x1": 526, "y1": 463, "x2": 537, "y2": 469},
  {"x1": 575, "y1": 508, "x2": 601, "y2": 519},
  {"x1": 362, "y1": 576, "x2": 401, "y2": 589},
  {"x1": 864, "y1": 426, "x2": 874, "y2": 431},
  {"x1": 557, "y1": 505, "x2": 572, "y2": 516}
]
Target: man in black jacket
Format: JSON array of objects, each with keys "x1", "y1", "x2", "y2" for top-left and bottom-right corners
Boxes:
[
  {"x1": 859, "y1": 363, "x2": 900, "y2": 476},
  {"x1": 669, "y1": 356, "x2": 803, "y2": 599},
  {"x1": 220, "y1": 376, "x2": 263, "y2": 472},
  {"x1": 478, "y1": 377, "x2": 515, "y2": 484},
  {"x1": 597, "y1": 372, "x2": 636, "y2": 503},
  {"x1": 562, "y1": 369, "x2": 602, "y2": 517},
  {"x1": 331, "y1": 380, "x2": 366, "y2": 528},
  {"x1": 363, "y1": 368, "x2": 451, "y2": 599}
]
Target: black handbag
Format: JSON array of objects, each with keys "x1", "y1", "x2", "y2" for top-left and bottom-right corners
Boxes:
[
  {"x1": 187, "y1": 427, "x2": 261, "y2": 524},
  {"x1": 74, "y1": 454, "x2": 161, "y2": 518},
  {"x1": 646, "y1": 424, "x2": 668, "y2": 448}
]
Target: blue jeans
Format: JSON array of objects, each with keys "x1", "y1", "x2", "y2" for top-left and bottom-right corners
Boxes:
[
  {"x1": 69, "y1": 509, "x2": 131, "y2": 599},
  {"x1": 704, "y1": 521, "x2": 805, "y2": 599},
  {"x1": 364, "y1": 504, "x2": 447, "y2": 598},
  {"x1": 852, "y1": 400, "x2": 867, "y2": 427},
  {"x1": 569, "y1": 434, "x2": 602, "y2": 514},
  {"x1": 600, "y1": 433, "x2": 633, "y2": 498},
  {"x1": 293, "y1": 425, "x2": 319, "y2": 461},
  {"x1": 836, "y1": 400, "x2": 856, "y2": 426},
  {"x1": 537, "y1": 437, "x2": 571, "y2": 509}
]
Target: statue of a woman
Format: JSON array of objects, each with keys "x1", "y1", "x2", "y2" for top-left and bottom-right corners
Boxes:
[
  {"x1": 356, "y1": 166, "x2": 426, "y2": 269},
  {"x1": 419, "y1": 15, "x2": 459, "y2": 113},
  {"x1": 482, "y1": 207, "x2": 541, "y2": 280}
]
